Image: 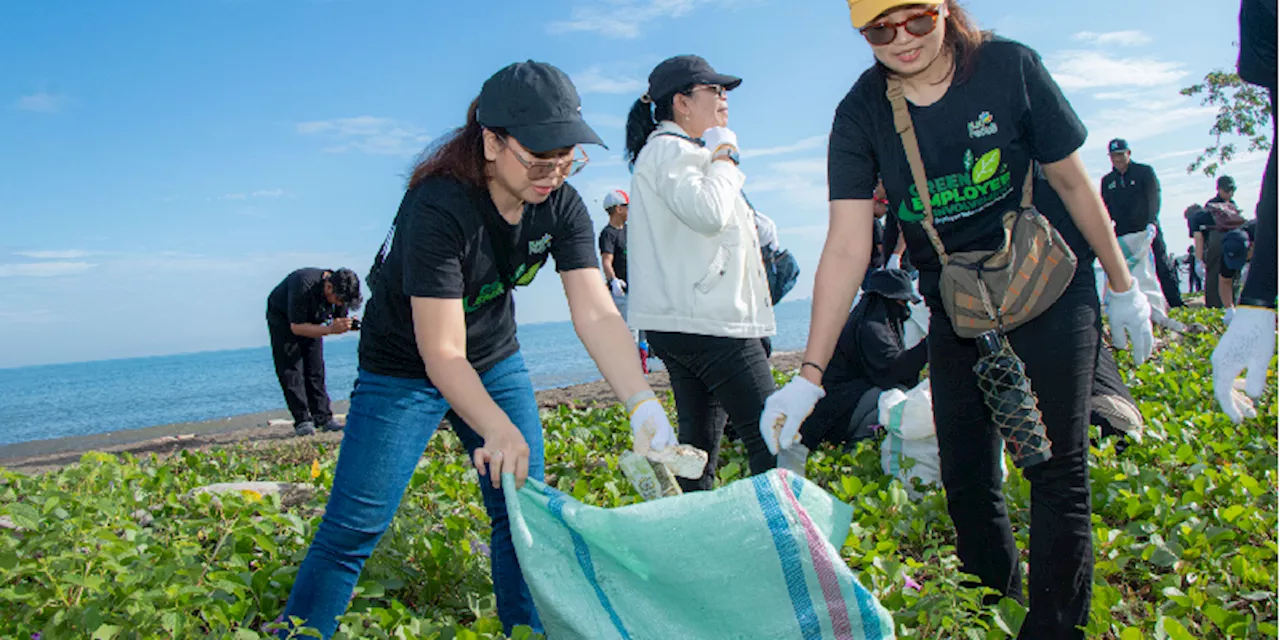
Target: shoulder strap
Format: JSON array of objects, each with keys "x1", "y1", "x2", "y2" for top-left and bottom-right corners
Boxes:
[{"x1": 885, "y1": 76, "x2": 948, "y2": 262}]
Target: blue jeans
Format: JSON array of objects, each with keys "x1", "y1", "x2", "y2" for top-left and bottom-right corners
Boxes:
[{"x1": 280, "y1": 352, "x2": 545, "y2": 638}]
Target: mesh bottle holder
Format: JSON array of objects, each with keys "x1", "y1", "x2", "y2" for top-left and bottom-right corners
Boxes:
[{"x1": 973, "y1": 331, "x2": 1053, "y2": 468}]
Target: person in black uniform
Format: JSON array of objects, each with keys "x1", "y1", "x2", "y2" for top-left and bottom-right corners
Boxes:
[
  {"x1": 1101, "y1": 138, "x2": 1185, "y2": 308},
  {"x1": 1214, "y1": 0, "x2": 1278, "y2": 423},
  {"x1": 798, "y1": 269, "x2": 927, "y2": 452},
  {"x1": 265, "y1": 268, "x2": 363, "y2": 436},
  {"x1": 1198, "y1": 176, "x2": 1242, "y2": 307}
]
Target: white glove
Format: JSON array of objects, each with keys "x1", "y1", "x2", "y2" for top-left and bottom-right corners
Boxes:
[
  {"x1": 702, "y1": 126, "x2": 739, "y2": 155},
  {"x1": 1225, "y1": 307, "x2": 1236, "y2": 326},
  {"x1": 610, "y1": 278, "x2": 627, "y2": 297},
  {"x1": 630, "y1": 398, "x2": 677, "y2": 455},
  {"x1": 1107, "y1": 280, "x2": 1154, "y2": 365},
  {"x1": 1212, "y1": 306, "x2": 1276, "y2": 423},
  {"x1": 758, "y1": 377, "x2": 826, "y2": 455},
  {"x1": 886, "y1": 254, "x2": 902, "y2": 271}
]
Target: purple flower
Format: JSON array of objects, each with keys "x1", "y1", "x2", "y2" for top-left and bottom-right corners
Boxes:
[
  {"x1": 903, "y1": 574, "x2": 922, "y2": 591},
  {"x1": 474, "y1": 539, "x2": 491, "y2": 558},
  {"x1": 32, "y1": 633, "x2": 43, "y2": 640}
]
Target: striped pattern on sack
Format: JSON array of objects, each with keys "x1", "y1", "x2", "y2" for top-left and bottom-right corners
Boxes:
[
  {"x1": 752, "y1": 474, "x2": 823, "y2": 640},
  {"x1": 542, "y1": 485, "x2": 633, "y2": 640}
]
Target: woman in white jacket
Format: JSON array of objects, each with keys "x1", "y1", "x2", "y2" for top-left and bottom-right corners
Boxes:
[{"x1": 624, "y1": 55, "x2": 778, "y2": 491}]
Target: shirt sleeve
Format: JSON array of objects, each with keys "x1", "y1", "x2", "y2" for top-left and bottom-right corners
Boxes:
[
  {"x1": 828, "y1": 92, "x2": 879, "y2": 201},
  {"x1": 401, "y1": 193, "x2": 467, "y2": 299},
  {"x1": 1144, "y1": 166, "x2": 1162, "y2": 224},
  {"x1": 286, "y1": 272, "x2": 318, "y2": 325},
  {"x1": 552, "y1": 191, "x2": 600, "y2": 272},
  {"x1": 1016, "y1": 45, "x2": 1088, "y2": 164},
  {"x1": 645, "y1": 138, "x2": 747, "y2": 236},
  {"x1": 598, "y1": 229, "x2": 614, "y2": 256}
]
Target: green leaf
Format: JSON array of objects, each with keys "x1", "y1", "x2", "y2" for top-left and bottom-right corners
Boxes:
[
  {"x1": 92, "y1": 624, "x2": 122, "y2": 640},
  {"x1": 1161, "y1": 617, "x2": 1196, "y2": 640},
  {"x1": 1220, "y1": 504, "x2": 1246, "y2": 522},
  {"x1": 1120, "y1": 628, "x2": 1143, "y2": 640},
  {"x1": 972, "y1": 148, "x2": 1002, "y2": 184},
  {"x1": 992, "y1": 597, "x2": 1026, "y2": 636},
  {"x1": 0, "y1": 550, "x2": 17, "y2": 571},
  {"x1": 5, "y1": 503, "x2": 39, "y2": 530}
]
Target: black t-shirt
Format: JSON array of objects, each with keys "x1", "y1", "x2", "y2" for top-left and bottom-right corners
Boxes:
[
  {"x1": 266, "y1": 268, "x2": 346, "y2": 326},
  {"x1": 598, "y1": 224, "x2": 628, "y2": 283},
  {"x1": 1239, "y1": 0, "x2": 1278, "y2": 91},
  {"x1": 358, "y1": 177, "x2": 599, "y2": 379},
  {"x1": 828, "y1": 38, "x2": 1088, "y2": 277},
  {"x1": 1101, "y1": 163, "x2": 1161, "y2": 236}
]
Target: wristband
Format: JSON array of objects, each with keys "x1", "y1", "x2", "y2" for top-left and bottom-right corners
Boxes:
[
  {"x1": 625, "y1": 390, "x2": 657, "y2": 416},
  {"x1": 801, "y1": 361, "x2": 825, "y2": 376}
]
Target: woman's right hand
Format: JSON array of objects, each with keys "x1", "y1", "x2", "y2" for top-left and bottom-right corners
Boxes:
[{"x1": 473, "y1": 425, "x2": 531, "y2": 489}]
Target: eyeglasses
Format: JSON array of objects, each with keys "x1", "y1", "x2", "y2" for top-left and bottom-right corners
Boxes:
[
  {"x1": 499, "y1": 137, "x2": 589, "y2": 180},
  {"x1": 688, "y1": 84, "x2": 727, "y2": 99},
  {"x1": 859, "y1": 7, "x2": 941, "y2": 46}
]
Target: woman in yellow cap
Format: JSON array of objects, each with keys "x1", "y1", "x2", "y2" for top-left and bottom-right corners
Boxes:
[{"x1": 761, "y1": 1, "x2": 1154, "y2": 637}]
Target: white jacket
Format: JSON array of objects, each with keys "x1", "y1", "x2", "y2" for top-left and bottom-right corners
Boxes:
[{"x1": 627, "y1": 121, "x2": 776, "y2": 338}]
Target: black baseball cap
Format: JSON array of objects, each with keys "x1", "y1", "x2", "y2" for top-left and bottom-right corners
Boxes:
[
  {"x1": 1222, "y1": 229, "x2": 1250, "y2": 270},
  {"x1": 863, "y1": 269, "x2": 922, "y2": 303},
  {"x1": 1108, "y1": 138, "x2": 1130, "y2": 153},
  {"x1": 1218, "y1": 175, "x2": 1237, "y2": 190},
  {"x1": 477, "y1": 61, "x2": 605, "y2": 153},
  {"x1": 646, "y1": 55, "x2": 742, "y2": 102}
]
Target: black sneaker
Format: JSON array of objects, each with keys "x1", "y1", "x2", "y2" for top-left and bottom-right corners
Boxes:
[
  {"x1": 318, "y1": 418, "x2": 344, "y2": 432},
  {"x1": 294, "y1": 420, "x2": 316, "y2": 437}
]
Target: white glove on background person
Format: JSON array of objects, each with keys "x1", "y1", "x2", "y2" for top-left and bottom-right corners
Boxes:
[
  {"x1": 886, "y1": 254, "x2": 902, "y2": 271},
  {"x1": 1107, "y1": 281, "x2": 1155, "y2": 365},
  {"x1": 630, "y1": 398, "x2": 677, "y2": 455},
  {"x1": 1212, "y1": 306, "x2": 1276, "y2": 423},
  {"x1": 1196, "y1": 261, "x2": 1206, "y2": 282},
  {"x1": 610, "y1": 278, "x2": 627, "y2": 297},
  {"x1": 702, "y1": 126, "x2": 739, "y2": 155},
  {"x1": 759, "y1": 377, "x2": 825, "y2": 455}
]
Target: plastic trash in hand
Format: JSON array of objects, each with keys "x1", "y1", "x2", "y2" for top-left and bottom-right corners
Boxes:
[
  {"x1": 973, "y1": 331, "x2": 1052, "y2": 468},
  {"x1": 776, "y1": 443, "x2": 810, "y2": 477}
]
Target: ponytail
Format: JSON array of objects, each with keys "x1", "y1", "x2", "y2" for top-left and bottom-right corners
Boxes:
[{"x1": 624, "y1": 90, "x2": 684, "y2": 170}]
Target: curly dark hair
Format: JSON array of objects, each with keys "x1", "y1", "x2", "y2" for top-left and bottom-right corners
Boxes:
[
  {"x1": 407, "y1": 97, "x2": 506, "y2": 191},
  {"x1": 328, "y1": 268, "x2": 364, "y2": 312}
]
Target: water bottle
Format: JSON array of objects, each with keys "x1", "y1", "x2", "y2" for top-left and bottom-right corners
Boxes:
[
  {"x1": 973, "y1": 331, "x2": 1052, "y2": 468},
  {"x1": 776, "y1": 443, "x2": 810, "y2": 477}
]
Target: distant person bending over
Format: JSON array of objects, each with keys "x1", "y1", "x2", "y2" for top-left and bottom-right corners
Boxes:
[
  {"x1": 279, "y1": 62, "x2": 676, "y2": 639},
  {"x1": 1214, "y1": 0, "x2": 1279, "y2": 423},
  {"x1": 625, "y1": 54, "x2": 777, "y2": 491},
  {"x1": 797, "y1": 269, "x2": 927, "y2": 455},
  {"x1": 265, "y1": 267, "x2": 363, "y2": 436},
  {"x1": 1218, "y1": 218, "x2": 1257, "y2": 323},
  {"x1": 1101, "y1": 138, "x2": 1185, "y2": 309},
  {"x1": 1198, "y1": 176, "x2": 1243, "y2": 308}
]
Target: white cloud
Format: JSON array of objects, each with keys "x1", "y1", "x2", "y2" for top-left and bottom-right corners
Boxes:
[
  {"x1": 1073, "y1": 30, "x2": 1153, "y2": 47},
  {"x1": 1047, "y1": 50, "x2": 1187, "y2": 90},
  {"x1": 574, "y1": 66, "x2": 646, "y2": 94},
  {"x1": 218, "y1": 188, "x2": 285, "y2": 200},
  {"x1": 14, "y1": 91, "x2": 63, "y2": 113},
  {"x1": 14, "y1": 250, "x2": 89, "y2": 259},
  {"x1": 548, "y1": 0, "x2": 735, "y2": 38},
  {"x1": 296, "y1": 116, "x2": 431, "y2": 156},
  {"x1": 0, "y1": 261, "x2": 96, "y2": 277},
  {"x1": 742, "y1": 135, "x2": 826, "y2": 159}
]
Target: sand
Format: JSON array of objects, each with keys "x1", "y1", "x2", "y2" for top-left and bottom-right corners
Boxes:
[{"x1": 0, "y1": 351, "x2": 803, "y2": 475}]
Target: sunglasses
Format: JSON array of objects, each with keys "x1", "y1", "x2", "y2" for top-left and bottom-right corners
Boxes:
[
  {"x1": 499, "y1": 137, "x2": 589, "y2": 180},
  {"x1": 687, "y1": 84, "x2": 727, "y2": 99},
  {"x1": 859, "y1": 7, "x2": 941, "y2": 46}
]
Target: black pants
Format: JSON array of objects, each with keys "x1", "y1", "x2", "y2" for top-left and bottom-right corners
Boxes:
[
  {"x1": 1188, "y1": 256, "x2": 1203, "y2": 293},
  {"x1": 647, "y1": 331, "x2": 777, "y2": 492},
  {"x1": 1240, "y1": 113, "x2": 1277, "y2": 307},
  {"x1": 1205, "y1": 230, "x2": 1227, "y2": 308},
  {"x1": 925, "y1": 274, "x2": 1096, "y2": 639},
  {"x1": 268, "y1": 320, "x2": 333, "y2": 425},
  {"x1": 1151, "y1": 226, "x2": 1185, "y2": 308}
]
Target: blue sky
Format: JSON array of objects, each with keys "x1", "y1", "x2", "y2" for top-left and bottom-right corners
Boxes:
[{"x1": 0, "y1": 0, "x2": 1263, "y2": 368}]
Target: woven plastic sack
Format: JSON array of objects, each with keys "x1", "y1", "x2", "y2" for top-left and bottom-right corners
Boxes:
[
  {"x1": 503, "y1": 469, "x2": 896, "y2": 640},
  {"x1": 877, "y1": 381, "x2": 941, "y2": 498},
  {"x1": 1097, "y1": 226, "x2": 1186, "y2": 332}
]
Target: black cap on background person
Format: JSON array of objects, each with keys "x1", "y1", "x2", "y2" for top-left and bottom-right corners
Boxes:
[
  {"x1": 477, "y1": 60, "x2": 605, "y2": 153},
  {"x1": 644, "y1": 55, "x2": 742, "y2": 103},
  {"x1": 1108, "y1": 138, "x2": 1130, "y2": 154}
]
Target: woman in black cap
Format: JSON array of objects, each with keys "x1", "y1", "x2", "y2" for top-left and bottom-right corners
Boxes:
[
  {"x1": 760, "y1": 1, "x2": 1154, "y2": 636},
  {"x1": 278, "y1": 61, "x2": 677, "y2": 638},
  {"x1": 622, "y1": 55, "x2": 778, "y2": 491}
]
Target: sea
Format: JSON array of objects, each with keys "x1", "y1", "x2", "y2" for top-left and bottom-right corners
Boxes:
[{"x1": 0, "y1": 300, "x2": 812, "y2": 447}]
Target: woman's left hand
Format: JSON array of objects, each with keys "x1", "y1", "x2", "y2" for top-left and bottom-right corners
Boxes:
[{"x1": 630, "y1": 398, "x2": 677, "y2": 455}]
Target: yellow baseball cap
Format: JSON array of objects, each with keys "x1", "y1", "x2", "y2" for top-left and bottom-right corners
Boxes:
[{"x1": 847, "y1": 0, "x2": 943, "y2": 28}]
